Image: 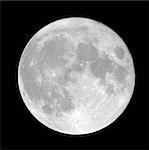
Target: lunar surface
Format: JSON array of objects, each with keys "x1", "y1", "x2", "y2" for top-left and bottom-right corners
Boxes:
[{"x1": 18, "y1": 17, "x2": 135, "y2": 135}]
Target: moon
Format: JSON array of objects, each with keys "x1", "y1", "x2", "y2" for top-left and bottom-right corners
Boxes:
[{"x1": 18, "y1": 17, "x2": 135, "y2": 135}]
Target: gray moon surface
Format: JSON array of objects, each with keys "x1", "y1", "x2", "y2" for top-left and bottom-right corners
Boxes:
[{"x1": 18, "y1": 17, "x2": 135, "y2": 135}]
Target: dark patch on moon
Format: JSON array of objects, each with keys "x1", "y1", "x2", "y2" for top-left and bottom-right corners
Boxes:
[
  {"x1": 76, "y1": 42, "x2": 99, "y2": 62},
  {"x1": 114, "y1": 46, "x2": 125, "y2": 60}
]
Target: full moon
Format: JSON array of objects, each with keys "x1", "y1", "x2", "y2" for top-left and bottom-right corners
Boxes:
[{"x1": 18, "y1": 17, "x2": 135, "y2": 135}]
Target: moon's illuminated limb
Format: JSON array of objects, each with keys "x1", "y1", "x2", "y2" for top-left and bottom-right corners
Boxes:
[{"x1": 18, "y1": 17, "x2": 135, "y2": 135}]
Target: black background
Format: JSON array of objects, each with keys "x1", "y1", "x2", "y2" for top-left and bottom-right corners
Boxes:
[{"x1": 1, "y1": 1, "x2": 148, "y2": 150}]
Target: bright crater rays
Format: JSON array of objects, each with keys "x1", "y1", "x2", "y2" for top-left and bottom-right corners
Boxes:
[{"x1": 18, "y1": 17, "x2": 135, "y2": 135}]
